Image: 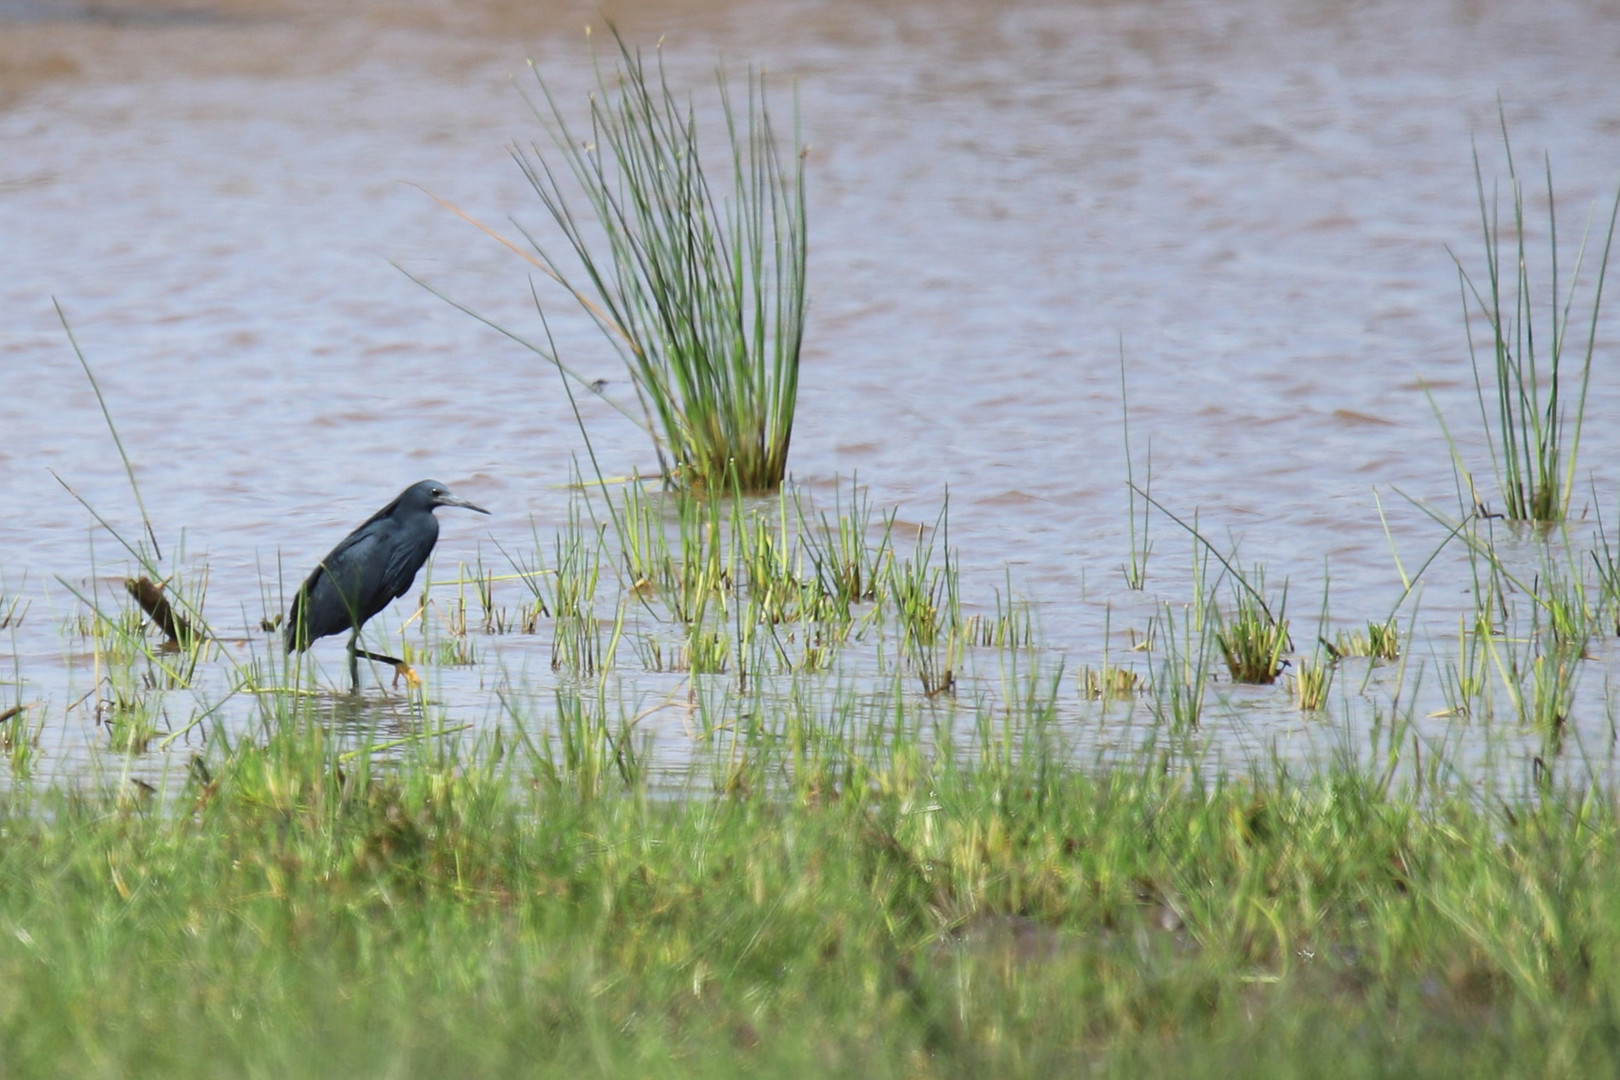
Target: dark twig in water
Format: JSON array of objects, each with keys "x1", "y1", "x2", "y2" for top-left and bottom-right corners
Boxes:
[{"x1": 125, "y1": 576, "x2": 196, "y2": 651}]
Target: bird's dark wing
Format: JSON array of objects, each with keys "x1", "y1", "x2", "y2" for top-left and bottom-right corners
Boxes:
[
  {"x1": 286, "y1": 524, "x2": 407, "y2": 650},
  {"x1": 380, "y1": 515, "x2": 440, "y2": 603},
  {"x1": 283, "y1": 487, "x2": 443, "y2": 653}
]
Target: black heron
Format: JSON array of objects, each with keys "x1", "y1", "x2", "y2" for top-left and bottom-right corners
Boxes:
[{"x1": 285, "y1": 479, "x2": 490, "y2": 691}]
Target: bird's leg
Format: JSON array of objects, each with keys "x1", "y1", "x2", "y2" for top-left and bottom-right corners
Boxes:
[
  {"x1": 347, "y1": 632, "x2": 362, "y2": 694},
  {"x1": 351, "y1": 646, "x2": 422, "y2": 690},
  {"x1": 345, "y1": 630, "x2": 419, "y2": 692}
]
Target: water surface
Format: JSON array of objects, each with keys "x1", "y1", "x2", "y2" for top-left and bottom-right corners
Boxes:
[{"x1": 4, "y1": 0, "x2": 1620, "y2": 787}]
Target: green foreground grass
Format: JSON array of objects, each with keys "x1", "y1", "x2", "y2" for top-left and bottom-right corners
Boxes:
[{"x1": 3, "y1": 712, "x2": 1619, "y2": 1078}]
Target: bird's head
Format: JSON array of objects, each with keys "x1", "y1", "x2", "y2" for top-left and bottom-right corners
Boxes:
[{"x1": 409, "y1": 480, "x2": 491, "y2": 516}]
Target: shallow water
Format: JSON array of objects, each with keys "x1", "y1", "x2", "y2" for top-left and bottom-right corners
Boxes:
[{"x1": 4, "y1": 0, "x2": 1620, "y2": 790}]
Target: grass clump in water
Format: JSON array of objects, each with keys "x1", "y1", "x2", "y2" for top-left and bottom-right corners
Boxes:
[
  {"x1": 1214, "y1": 569, "x2": 1291, "y2": 685},
  {"x1": 1291, "y1": 652, "x2": 1334, "y2": 711},
  {"x1": 1333, "y1": 617, "x2": 1401, "y2": 661},
  {"x1": 514, "y1": 29, "x2": 807, "y2": 492},
  {"x1": 1451, "y1": 112, "x2": 1620, "y2": 523},
  {"x1": 1078, "y1": 662, "x2": 1143, "y2": 700}
]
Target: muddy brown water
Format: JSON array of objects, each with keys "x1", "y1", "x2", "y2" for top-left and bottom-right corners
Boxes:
[{"x1": 4, "y1": 0, "x2": 1620, "y2": 789}]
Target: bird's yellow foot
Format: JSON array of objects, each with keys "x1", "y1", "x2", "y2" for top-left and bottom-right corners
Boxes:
[{"x1": 391, "y1": 662, "x2": 422, "y2": 690}]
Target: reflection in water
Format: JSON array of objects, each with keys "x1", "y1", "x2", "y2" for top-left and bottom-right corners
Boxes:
[
  {"x1": 1, "y1": 0, "x2": 1619, "y2": 787},
  {"x1": 307, "y1": 690, "x2": 434, "y2": 750}
]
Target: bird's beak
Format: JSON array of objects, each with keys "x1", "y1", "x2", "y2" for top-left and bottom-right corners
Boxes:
[{"x1": 436, "y1": 492, "x2": 491, "y2": 515}]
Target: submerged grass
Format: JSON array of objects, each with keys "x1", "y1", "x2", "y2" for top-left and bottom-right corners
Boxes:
[
  {"x1": 1291, "y1": 653, "x2": 1334, "y2": 711},
  {"x1": 1078, "y1": 661, "x2": 1143, "y2": 701},
  {"x1": 1148, "y1": 599, "x2": 1211, "y2": 729},
  {"x1": 1334, "y1": 617, "x2": 1401, "y2": 661}
]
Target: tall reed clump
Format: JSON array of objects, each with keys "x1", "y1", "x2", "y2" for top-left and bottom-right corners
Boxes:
[
  {"x1": 1452, "y1": 114, "x2": 1620, "y2": 522},
  {"x1": 515, "y1": 29, "x2": 807, "y2": 492}
]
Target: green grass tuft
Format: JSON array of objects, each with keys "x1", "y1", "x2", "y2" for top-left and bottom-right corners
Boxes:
[
  {"x1": 514, "y1": 29, "x2": 807, "y2": 492},
  {"x1": 1214, "y1": 570, "x2": 1291, "y2": 685},
  {"x1": 1334, "y1": 618, "x2": 1401, "y2": 661},
  {"x1": 1291, "y1": 653, "x2": 1334, "y2": 711},
  {"x1": 1451, "y1": 110, "x2": 1620, "y2": 523}
]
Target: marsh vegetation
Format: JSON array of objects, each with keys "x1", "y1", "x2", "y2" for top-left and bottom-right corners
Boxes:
[{"x1": 5, "y1": 35, "x2": 1620, "y2": 1080}]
